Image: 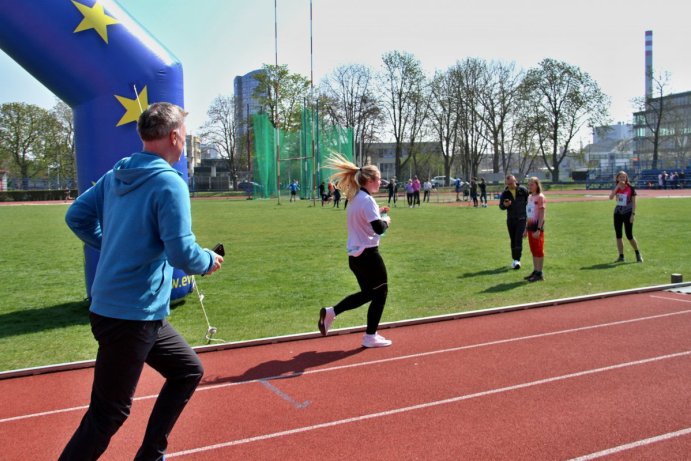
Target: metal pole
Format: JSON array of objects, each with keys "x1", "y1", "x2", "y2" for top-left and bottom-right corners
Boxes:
[
  {"x1": 310, "y1": 0, "x2": 317, "y2": 206},
  {"x1": 274, "y1": 0, "x2": 281, "y2": 204}
]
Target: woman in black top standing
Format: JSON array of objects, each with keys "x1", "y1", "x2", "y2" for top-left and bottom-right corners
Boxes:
[{"x1": 499, "y1": 175, "x2": 529, "y2": 270}]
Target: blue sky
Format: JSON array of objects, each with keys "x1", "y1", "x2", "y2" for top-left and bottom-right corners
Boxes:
[{"x1": 1, "y1": 0, "x2": 690, "y2": 141}]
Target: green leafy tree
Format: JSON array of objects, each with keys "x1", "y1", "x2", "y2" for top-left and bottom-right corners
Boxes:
[
  {"x1": 0, "y1": 102, "x2": 55, "y2": 189},
  {"x1": 253, "y1": 64, "x2": 310, "y2": 132},
  {"x1": 522, "y1": 59, "x2": 609, "y2": 181}
]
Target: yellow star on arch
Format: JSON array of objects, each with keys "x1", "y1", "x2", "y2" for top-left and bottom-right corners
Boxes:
[
  {"x1": 72, "y1": 1, "x2": 119, "y2": 44},
  {"x1": 115, "y1": 86, "x2": 148, "y2": 127}
]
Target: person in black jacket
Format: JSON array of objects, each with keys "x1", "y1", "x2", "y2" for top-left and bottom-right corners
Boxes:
[{"x1": 499, "y1": 174, "x2": 529, "y2": 269}]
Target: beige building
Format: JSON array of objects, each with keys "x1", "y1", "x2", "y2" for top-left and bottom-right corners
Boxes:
[{"x1": 185, "y1": 135, "x2": 202, "y2": 178}]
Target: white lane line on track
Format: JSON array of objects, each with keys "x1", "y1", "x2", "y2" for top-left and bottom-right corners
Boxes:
[
  {"x1": 650, "y1": 295, "x2": 691, "y2": 304},
  {"x1": 569, "y1": 427, "x2": 691, "y2": 460},
  {"x1": 1, "y1": 309, "x2": 690, "y2": 424},
  {"x1": 166, "y1": 350, "x2": 691, "y2": 458}
]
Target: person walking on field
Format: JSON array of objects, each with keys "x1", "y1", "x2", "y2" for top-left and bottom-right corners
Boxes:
[
  {"x1": 288, "y1": 179, "x2": 300, "y2": 202},
  {"x1": 387, "y1": 176, "x2": 398, "y2": 207},
  {"x1": 60, "y1": 102, "x2": 224, "y2": 461},
  {"x1": 333, "y1": 186, "x2": 342, "y2": 208},
  {"x1": 479, "y1": 177, "x2": 488, "y2": 207},
  {"x1": 609, "y1": 171, "x2": 643, "y2": 263},
  {"x1": 499, "y1": 174, "x2": 529, "y2": 270},
  {"x1": 470, "y1": 177, "x2": 479, "y2": 207},
  {"x1": 423, "y1": 178, "x2": 433, "y2": 203},
  {"x1": 523, "y1": 177, "x2": 546, "y2": 282},
  {"x1": 317, "y1": 154, "x2": 393, "y2": 348},
  {"x1": 412, "y1": 175, "x2": 421, "y2": 207},
  {"x1": 405, "y1": 179, "x2": 414, "y2": 207},
  {"x1": 454, "y1": 177, "x2": 462, "y2": 201},
  {"x1": 319, "y1": 181, "x2": 327, "y2": 206}
]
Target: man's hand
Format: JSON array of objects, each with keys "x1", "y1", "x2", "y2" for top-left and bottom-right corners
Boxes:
[{"x1": 206, "y1": 252, "x2": 224, "y2": 275}]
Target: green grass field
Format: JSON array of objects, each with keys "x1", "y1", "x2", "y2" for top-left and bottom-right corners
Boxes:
[{"x1": 1, "y1": 195, "x2": 690, "y2": 371}]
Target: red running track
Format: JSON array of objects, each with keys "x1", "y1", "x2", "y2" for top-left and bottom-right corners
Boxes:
[{"x1": 1, "y1": 291, "x2": 690, "y2": 460}]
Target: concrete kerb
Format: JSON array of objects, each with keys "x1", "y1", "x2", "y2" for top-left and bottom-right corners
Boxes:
[{"x1": 1, "y1": 281, "x2": 689, "y2": 381}]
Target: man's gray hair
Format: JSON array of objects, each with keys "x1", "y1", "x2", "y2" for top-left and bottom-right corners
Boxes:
[{"x1": 137, "y1": 102, "x2": 188, "y2": 141}]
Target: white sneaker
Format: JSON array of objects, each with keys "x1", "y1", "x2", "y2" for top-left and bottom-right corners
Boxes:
[
  {"x1": 362, "y1": 333, "x2": 392, "y2": 348},
  {"x1": 318, "y1": 307, "x2": 335, "y2": 336},
  {"x1": 511, "y1": 260, "x2": 517, "y2": 269},
  {"x1": 514, "y1": 260, "x2": 521, "y2": 270}
]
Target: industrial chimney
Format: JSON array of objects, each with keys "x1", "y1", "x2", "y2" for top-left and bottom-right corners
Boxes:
[{"x1": 645, "y1": 30, "x2": 653, "y2": 100}]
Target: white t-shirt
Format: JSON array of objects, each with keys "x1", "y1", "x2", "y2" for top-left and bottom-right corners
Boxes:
[{"x1": 346, "y1": 189, "x2": 381, "y2": 256}]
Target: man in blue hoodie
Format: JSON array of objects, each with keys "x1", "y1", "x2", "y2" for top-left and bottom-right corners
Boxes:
[{"x1": 60, "y1": 102, "x2": 224, "y2": 461}]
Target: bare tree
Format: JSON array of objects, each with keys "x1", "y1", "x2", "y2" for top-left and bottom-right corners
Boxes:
[
  {"x1": 427, "y1": 67, "x2": 461, "y2": 185},
  {"x1": 378, "y1": 50, "x2": 427, "y2": 177},
  {"x1": 200, "y1": 95, "x2": 240, "y2": 189},
  {"x1": 46, "y1": 100, "x2": 76, "y2": 188},
  {"x1": 454, "y1": 58, "x2": 490, "y2": 180},
  {"x1": 522, "y1": 59, "x2": 609, "y2": 181},
  {"x1": 319, "y1": 64, "x2": 383, "y2": 165},
  {"x1": 512, "y1": 114, "x2": 540, "y2": 178},
  {"x1": 476, "y1": 61, "x2": 524, "y2": 174},
  {"x1": 632, "y1": 72, "x2": 671, "y2": 170}
]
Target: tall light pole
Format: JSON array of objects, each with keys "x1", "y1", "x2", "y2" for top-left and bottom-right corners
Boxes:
[
  {"x1": 274, "y1": 0, "x2": 281, "y2": 204},
  {"x1": 310, "y1": 0, "x2": 318, "y2": 206}
]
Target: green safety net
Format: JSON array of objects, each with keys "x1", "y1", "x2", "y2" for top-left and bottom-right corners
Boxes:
[{"x1": 251, "y1": 109, "x2": 353, "y2": 199}]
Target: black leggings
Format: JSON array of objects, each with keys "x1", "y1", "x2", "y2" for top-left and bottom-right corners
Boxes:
[
  {"x1": 334, "y1": 247, "x2": 388, "y2": 335},
  {"x1": 613, "y1": 212, "x2": 634, "y2": 240}
]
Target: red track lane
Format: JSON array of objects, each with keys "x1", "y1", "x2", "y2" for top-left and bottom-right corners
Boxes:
[{"x1": 1, "y1": 291, "x2": 689, "y2": 460}]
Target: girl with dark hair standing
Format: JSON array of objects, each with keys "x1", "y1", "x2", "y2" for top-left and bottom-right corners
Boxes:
[
  {"x1": 318, "y1": 154, "x2": 393, "y2": 348},
  {"x1": 609, "y1": 171, "x2": 643, "y2": 263}
]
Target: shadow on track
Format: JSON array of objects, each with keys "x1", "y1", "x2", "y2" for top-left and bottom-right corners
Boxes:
[{"x1": 201, "y1": 347, "x2": 365, "y2": 386}]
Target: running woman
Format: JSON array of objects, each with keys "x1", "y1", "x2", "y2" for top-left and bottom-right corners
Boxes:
[
  {"x1": 318, "y1": 154, "x2": 393, "y2": 348},
  {"x1": 523, "y1": 177, "x2": 546, "y2": 281},
  {"x1": 609, "y1": 171, "x2": 643, "y2": 263}
]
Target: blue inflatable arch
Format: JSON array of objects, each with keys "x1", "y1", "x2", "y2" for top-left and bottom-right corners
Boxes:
[{"x1": 0, "y1": 0, "x2": 194, "y2": 300}]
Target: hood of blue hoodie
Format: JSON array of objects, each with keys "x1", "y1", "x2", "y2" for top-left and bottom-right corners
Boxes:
[{"x1": 112, "y1": 152, "x2": 181, "y2": 196}]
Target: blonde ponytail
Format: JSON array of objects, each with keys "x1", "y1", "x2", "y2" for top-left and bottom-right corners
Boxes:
[{"x1": 323, "y1": 153, "x2": 380, "y2": 201}]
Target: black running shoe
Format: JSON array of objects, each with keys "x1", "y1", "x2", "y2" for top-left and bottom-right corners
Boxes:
[{"x1": 527, "y1": 273, "x2": 545, "y2": 282}]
